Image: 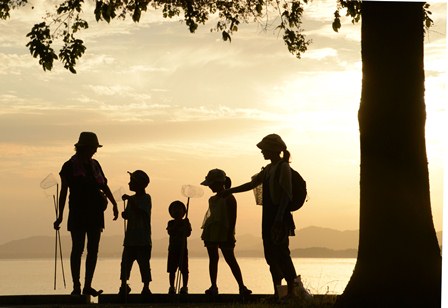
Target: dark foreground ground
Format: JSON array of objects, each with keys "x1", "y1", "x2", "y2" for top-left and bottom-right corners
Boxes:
[{"x1": 0, "y1": 293, "x2": 338, "y2": 308}]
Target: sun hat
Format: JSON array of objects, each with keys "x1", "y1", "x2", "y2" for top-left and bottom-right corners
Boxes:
[
  {"x1": 256, "y1": 134, "x2": 287, "y2": 152},
  {"x1": 75, "y1": 132, "x2": 103, "y2": 148},
  {"x1": 201, "y1": 169, "x2": 227, "y2": 186},
  {"x1": 128, "y1": 170, "x2": 150, "y2": 188}
]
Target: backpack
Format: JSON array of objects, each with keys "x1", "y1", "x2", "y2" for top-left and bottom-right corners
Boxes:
[
  {"x1": 288, "y1": 167, "x2": 307, "y2": 211},
  {"x1": 275, "y1": 162, "x2": 307, "y2": 212}
]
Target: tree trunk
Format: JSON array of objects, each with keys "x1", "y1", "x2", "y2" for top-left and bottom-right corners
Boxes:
[{"x1": 336, "y1": 2, "x2": 441, "y2": 307}]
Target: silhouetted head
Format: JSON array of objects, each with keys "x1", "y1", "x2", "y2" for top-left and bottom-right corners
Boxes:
[
  {"x1": 201, "y1": 168, "x2": 231, "y2": 192},
  {"x1": 168, "y1": 200, "x2": 187, "y2": 219},
  {"x1": 75, "y1": 132, "x2": 102, "y2": 148},
  {"x1": 127, "y1": 170, "x2": 150, "y2": 191},
  {"x1": 257, "y1": 134, "x2": 290, "y2": 162},
  {"x1": 74, "y1": 132, "x2": 102, "y2": 158},
  {"x1": 257, "y1": 134, "x2": 286, "y2": 152}
]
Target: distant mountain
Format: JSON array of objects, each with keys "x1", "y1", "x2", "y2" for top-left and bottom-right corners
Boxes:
[
  {"x1": 0, "y1": 227, "x2": 442, "y2": 259},
  {"x1": 295, "y1": 226, "x2": 359, "y2": 250}
]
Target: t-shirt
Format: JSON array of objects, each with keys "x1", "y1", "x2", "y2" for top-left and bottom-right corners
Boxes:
[
  {"x1": 167, "y1": 218, "x2": 192, "y2": 252},
  {"x1": 60, "y1": 155, "x2": 108, "y2": 231},
  {"x1": 123, "y1": 193, "x2": 152, "y2": 247},
  {"x1": 201, "y1": 195, "x2": 236, "y2": 243},
  {"x1": 251, "y1": 161, "x2": 295, "y2": 237}
]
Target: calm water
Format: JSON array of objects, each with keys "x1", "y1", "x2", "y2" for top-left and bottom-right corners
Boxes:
[{"x1": 0, "y1": 257, "x2": 355, "y2": 296}]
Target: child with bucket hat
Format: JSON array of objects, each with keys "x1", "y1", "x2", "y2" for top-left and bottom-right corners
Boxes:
[
  {"x1": 54, "y1": 132, "x2": 119, "y2": 296},
  {"x1": 200, "y1": 169, "x2": 252, "y2": 296},
  {"x1": 219, "y1": 134, "x2": 298, "y2": 298}
]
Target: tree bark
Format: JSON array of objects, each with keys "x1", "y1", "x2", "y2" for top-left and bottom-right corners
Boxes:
[{"x1": 336, "y1": 2, "x2": 441, "y2": 307}]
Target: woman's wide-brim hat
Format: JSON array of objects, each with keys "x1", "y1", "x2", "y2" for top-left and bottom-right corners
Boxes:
[
  {"x1": 75, "y1": 132, "x2": 103, "y2": 148},
  {"x1": 201, "y1": 168, "x2": 227, "y2": 186},
  {"x1": 256, "y1": 134, "x2": 287, "y2": 152}
]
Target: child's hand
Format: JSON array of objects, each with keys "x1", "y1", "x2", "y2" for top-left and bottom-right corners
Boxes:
[{"x1": 122, "y1": 194, "x2": 130, "y2": 201}]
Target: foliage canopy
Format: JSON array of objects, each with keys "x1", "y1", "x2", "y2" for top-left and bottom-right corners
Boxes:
[
  {"x1": 0, "y1": 0, "x2": 433, "y2": 73},
  {"x1": 1, "y1": 0, "x2": 313, "y2": 73}
]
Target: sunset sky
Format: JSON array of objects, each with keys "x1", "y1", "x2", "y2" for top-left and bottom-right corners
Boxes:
[{"x1": 0, "y1": 0, "x2": 445, "y2": 245}]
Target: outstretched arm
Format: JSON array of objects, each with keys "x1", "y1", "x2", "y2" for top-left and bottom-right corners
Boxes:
[{"x1": 220, "y1": 179, "x2": 259, "y2": 198}]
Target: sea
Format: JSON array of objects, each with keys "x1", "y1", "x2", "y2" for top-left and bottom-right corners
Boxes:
[{"x1": 0, "y1": 257, "x2": 355, "y2": 296}]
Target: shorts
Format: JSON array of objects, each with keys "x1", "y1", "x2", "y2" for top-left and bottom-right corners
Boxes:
[
  {"x1": 204, "y1": 240, "x2": 236, "y2": 249},
  {"x1": 167, "y1": 249, "x2": 189, "y2": 274}
]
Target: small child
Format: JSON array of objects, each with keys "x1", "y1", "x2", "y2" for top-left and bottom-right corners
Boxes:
[
  {"x1": 118, "y1": 170, "x2": 152, "y2": 296},
  {"x1": 167, "y1": 200, "x2": 192, "y2": 295}
]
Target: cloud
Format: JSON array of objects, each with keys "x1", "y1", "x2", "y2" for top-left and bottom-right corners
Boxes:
[
  {"x1": 0, "y1": 54, "x2": 38, "y2": 75},
  {"x1": 303, "y1": 0, "x2": 338, "y2": 22},
  {"x1": 89, "y1": 84, "x2": 135, "y2": 96},
  {"x1": 302, "y1": 47, "x2": 338, "y2": 60}
]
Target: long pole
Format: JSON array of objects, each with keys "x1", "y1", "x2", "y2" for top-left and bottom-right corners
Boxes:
[
  {"x1": 56, "y1": 184, "x2": 66, "y2": 288},
  {"x1": 53, "y1": 184, "x2": 66, "y2": 290},
  {"x1": 123, "y1": 199, "x2": 127, "y2": 303},
  {"x1": 53, "y1": 194, "x2": 58, "y2": 290}
]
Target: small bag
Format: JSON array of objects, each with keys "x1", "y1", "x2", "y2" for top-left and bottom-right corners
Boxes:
[
  {"x1": 97, "y1": 190, "x2": 108, "y2": 211},
  {"x1": 251, "y1": 173, "x2": 263, "y2": 206}
]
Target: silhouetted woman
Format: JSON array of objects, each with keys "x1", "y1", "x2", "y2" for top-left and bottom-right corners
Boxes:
[
  {"x1": 201, "y1": 168, "x2": 252, "y2": 296},
  {"x1": 221, "y1": 134, "x2": 297, "y2": 298},
  {"x1": 54, "y1": 132, "x2": 118, "y2": 296}
]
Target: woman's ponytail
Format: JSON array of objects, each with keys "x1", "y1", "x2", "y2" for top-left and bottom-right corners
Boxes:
[{"x1": 224, "y1": 176, "x2": 232, "y2": 189}]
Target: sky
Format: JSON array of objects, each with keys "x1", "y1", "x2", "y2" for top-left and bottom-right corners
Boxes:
[{"x1": 0, "y1": 0, "x2": 446, "y2": 245}]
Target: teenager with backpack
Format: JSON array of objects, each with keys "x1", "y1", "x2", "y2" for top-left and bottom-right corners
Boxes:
[{"x1": 220, "y1": 134, "x2": 300, "y2": 299}]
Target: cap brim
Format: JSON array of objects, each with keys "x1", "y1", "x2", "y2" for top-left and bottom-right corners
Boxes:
[{"x1": 200, "y1": 180, "x2": 209, "y2": 186}]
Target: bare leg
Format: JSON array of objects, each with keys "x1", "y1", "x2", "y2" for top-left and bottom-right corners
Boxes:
[
  {"x1": 181, "y1": 270, "x2": 189, "y2": 288},
  {"x1": 221, "y1": 248, "x2": 244, "y2": 287},
  {"x1": 169, "y1": 272, "x2": 175, "y2": 288},
  {"x1": 206, "y1": 246, "x2": 219, "y2": 288}
]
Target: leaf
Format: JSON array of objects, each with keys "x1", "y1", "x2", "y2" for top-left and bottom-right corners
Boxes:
[
  {"x1": 222, "y1": 30, "x2": 231, "y2": 42},
  {"x1": 94, "y1": 1, "x2": 102, "y2": 21},
  {"x1": 332, "y1": 18, "x2": 341, "y2": 32}
]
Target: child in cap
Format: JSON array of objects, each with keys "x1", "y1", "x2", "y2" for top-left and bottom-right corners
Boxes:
[
  {"x1": 118, "y1": 170, "x2": 152, "y2": 296},
  {"x1": 166, "y1": 200, "x2": 192, "y2": 295},
  {"x1": 200, "y1": 169, "x2": 252, "y2": 296}
]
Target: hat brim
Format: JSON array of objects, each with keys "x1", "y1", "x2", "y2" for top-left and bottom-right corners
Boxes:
[
  {"x1": 200, "y1": 179, "x2": 211, "y2": 186},
  {"x1": 75, "y1": 143, "x2": 102, "y2": 147}
]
